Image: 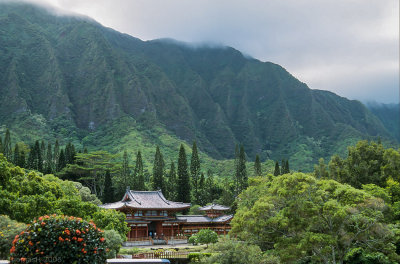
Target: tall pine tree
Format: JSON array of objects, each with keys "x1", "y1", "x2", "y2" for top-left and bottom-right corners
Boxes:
[
  {"x1": 134, "y1": 151, "x2": 145, "y2": 191},
  {"x1": 197, "y1": 172, "x2": 206, "y2": 205},
  {"x1": 0, "y1": 136, "x2": 3, "y2": 154},
  {"x1": 254, "y1": 154, "x2": 262, "y2": 176},
  {"x1": 18, "y1": 150, "x2": 26, "y2": 168},
  {"x1": 177, "y1": 144, "x2": 190, "y2": 203},
  {"x1": 122, "y1": 150, "x2": 130, "y2": 187},
  {"x1": 152, "y1": 146, "x2": 165, "y2": 192},
  {"x1": 285, "y1": 159, "x2": 290, "y2": 174},
  {"x1": 274, "y1": 161, "x2": 280, "y2": 176},
  {"x1": 13, "y1": 144, "x2": 20, "y2": 166},
  {"x1": 190, "y1": 141, "x2": 201, "y2": 204},
  {"x1": 166, "y1": 161, "x2": 177, "y2": 200},
  {"x1": 45, "y1": 142, "x2": 53, "y2": 174},
  {"x1": 238, "y1": 145, "x2": 248, "y2": 193},
  {"x1": 103, "y1": 170, "x2": 114, "y2": 203},
  {"x1": 54, "y1": 140, "x2": 60, "y2": 171},
  {"x1": 57, "y1": 149, "x2": 66, "y2": 172},
  {"x1": 234, "y1": 144, "x2": 240, "y2": 195}
]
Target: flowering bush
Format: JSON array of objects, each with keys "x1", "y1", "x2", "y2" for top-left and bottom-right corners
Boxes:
[
  {"x1": 10, "y1": 214, "x2": 107, "y2": 264},
  {"x1": 0, "y1": 215, "x2": 26, "y2": 259}
]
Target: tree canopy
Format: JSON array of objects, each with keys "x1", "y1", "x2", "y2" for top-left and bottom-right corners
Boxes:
[{"x1": 231, "y1": 173, "x2": 399, "y2": 263}]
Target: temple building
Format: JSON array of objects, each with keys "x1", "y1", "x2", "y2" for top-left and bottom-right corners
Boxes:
[{"x1": 100, "y1": 189, "x2": 232, "y2": 243}]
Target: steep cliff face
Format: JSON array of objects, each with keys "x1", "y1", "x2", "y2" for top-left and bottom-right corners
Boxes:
[{"x1": 0, "y1": 3, "x2": 394, "y2": 168}]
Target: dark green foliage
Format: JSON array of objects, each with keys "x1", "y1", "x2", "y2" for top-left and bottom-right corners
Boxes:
[
  {"x1": 273, "y1": 161, "x2": 280, "y2": 176},
  {"x1": 197, "y1": 172, "x2": 206, "y2": 205},
  {"x1": 64, "y1": 142, "x2": 76, "y2": 165},
  {"x1": 12, "y1": 143, "x2": 19, "y2": 166},
  {"x1": 314, "y1": 158, "x2": 329, "y2": 179},
  {"x1": 28, "y1": 140, "x2": 42, "y2": 172},
  {"x1": 45, "y1": 142, "x2": 53, "y2": 174},
  {"x1": 40, "y1": 140, "x2": 45, "y2": 162},
  {"x1": 235, "y1": 145, "x2": 247, "y2": 195},
  {"x1": 103, "y1": 170, "x2": 114, "y2": 203},
  {"x1": 133, "y1": 151, "x2": 145, "y2": 191},
  {"x1": 190, "y1": 141, "x2": 201, "y2": 203},
  {"x1": 0, "y1": 136, "x2": 3, "y2": 154},
  {"x1": 204, "y1": 171, "x2": 218, "y2": 204},
  {"x1": 57, "y1": 149, "x2": 66, "y2": 172},
  {"x1": 280, "y1": 159, "x2": 290, "y2": 174},
  {"x1": 166, "y1": 161, "x2": 177, "y2": 200},
  {"x1": 285, "y1": 160, "x2": 290, "y2": 173},
  {"x1": 254, "y1": 154, "x2": 262, "y2": 176},
  {"x1": 324, "y1": 140, "x2": 400, "y2": 193},
  {"x1": 18, "y1": 150, "x2": 26, "y2": 168},
  {"x1": 152, "y1": 146, "x2": 165, "y2": 192},
  {"x1": 54, "y1": 139, "x2": 60, "y2": 169},
  {"x1": 177, "y1": 144, "x2": 190, "y2": 203},
  {"x1": 122, "y1": 150, "x2": 129, "y2": 187}
]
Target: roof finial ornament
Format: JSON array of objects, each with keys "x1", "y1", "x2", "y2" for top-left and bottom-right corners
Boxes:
[{"x1": 127, "y1": 186, "x2": 130, "y2": 192}]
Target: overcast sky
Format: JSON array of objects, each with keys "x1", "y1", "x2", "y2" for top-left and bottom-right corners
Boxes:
[{"x1": 21, "y1": 0, "x2": 400, "y2": 103}]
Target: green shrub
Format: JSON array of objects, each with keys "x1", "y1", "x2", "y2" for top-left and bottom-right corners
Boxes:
[
  {"x1": 0, "y1": 215, "x2": 26, "y2": 259},
  {"x1": 188, "y1": 252, "x2": 212, "y2": 262},
  {"x1": 10, "y1": 214, "x2": 107, "y2": 264},
  {"x1": 91, "y1": 208, "x2": 129, "y2": 239},
  {"x1": 188, "y1": 234, "x2": 198, "y2": 245},
  {"x1": 104, "y1": 229, "x2": 123, "y2": 259},
  {"x1": 119, "y1": 247, "x2": 140, "y2": 255}
]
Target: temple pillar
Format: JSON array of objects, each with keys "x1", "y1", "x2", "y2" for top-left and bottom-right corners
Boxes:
[{"x1": 135, "y1": 225, "x2": 138, "y2": 238}]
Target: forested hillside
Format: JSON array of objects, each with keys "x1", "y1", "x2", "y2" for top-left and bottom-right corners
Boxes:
[
  {"x1": 0, "y1": 3, "x2": 396, "y2": 171},
  {"x1": 367, "y1": 103, "x2": 400, "y2": 142}
]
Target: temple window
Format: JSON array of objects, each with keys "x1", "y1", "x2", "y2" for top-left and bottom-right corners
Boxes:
[{"x1": 134, "y1": 211, "x2": 143, "y2": 216}]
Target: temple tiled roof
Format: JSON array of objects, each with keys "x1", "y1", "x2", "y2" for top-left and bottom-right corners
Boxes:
[
  {"x1": 198, "y1": 204, "x2": 230, "y2": 211},
  {"x1": 176, "y1": 214, "x2": 233, "y2": 223},
  {"x1": 100, "y1": 190, "x2": 191, "y2": 210}
]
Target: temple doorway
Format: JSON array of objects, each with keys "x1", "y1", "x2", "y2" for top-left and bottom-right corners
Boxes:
[{"x1": 148, "y1": 221, "x2": 156, "y2": 237}]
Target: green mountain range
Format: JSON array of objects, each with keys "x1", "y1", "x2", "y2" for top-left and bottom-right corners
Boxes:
[{"x1": 0, "y1": 3, "x2": 396, "y2": 171}]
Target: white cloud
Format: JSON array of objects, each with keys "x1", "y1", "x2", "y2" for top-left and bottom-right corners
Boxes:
[{"x1": 10, "y1": 0, "x2": 400, "y2": 103}]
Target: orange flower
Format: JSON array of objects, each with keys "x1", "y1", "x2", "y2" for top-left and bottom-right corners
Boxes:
[
  {"x1": 78, "y1": 238, "x2": 83, "y2": 242},
  {"x1": 41, "y1": 222, "x2": 46, "y2": 226},
  {"x1": 58, "y1": 237, "x2": 64, "y2": 242},
  {"x1": 38, "y1": 217, "x2": 43, "y2": 221},
  {"x1": 100, "y1": 237, "x2": 105, "y2": 242},
  {"x1": 20, "y1": 258, "x2": 26, "y2": 262},
  {"x1": 72, "y1": 237, "x2": 77, "y2": 241},
  {"x1": 10, "y1": 246, "x2": 15, "y2": 253},
  {"x1": 75, "y1": 229, "x2": 81, "y2": 235},
  {"x1": 29, "y1": 241, "x2": 34, "y2": 246}
]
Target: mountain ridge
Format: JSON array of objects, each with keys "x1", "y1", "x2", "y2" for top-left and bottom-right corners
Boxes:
[{"x1": 0, "y1": 2, "x2": 396, "y2": 170}]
